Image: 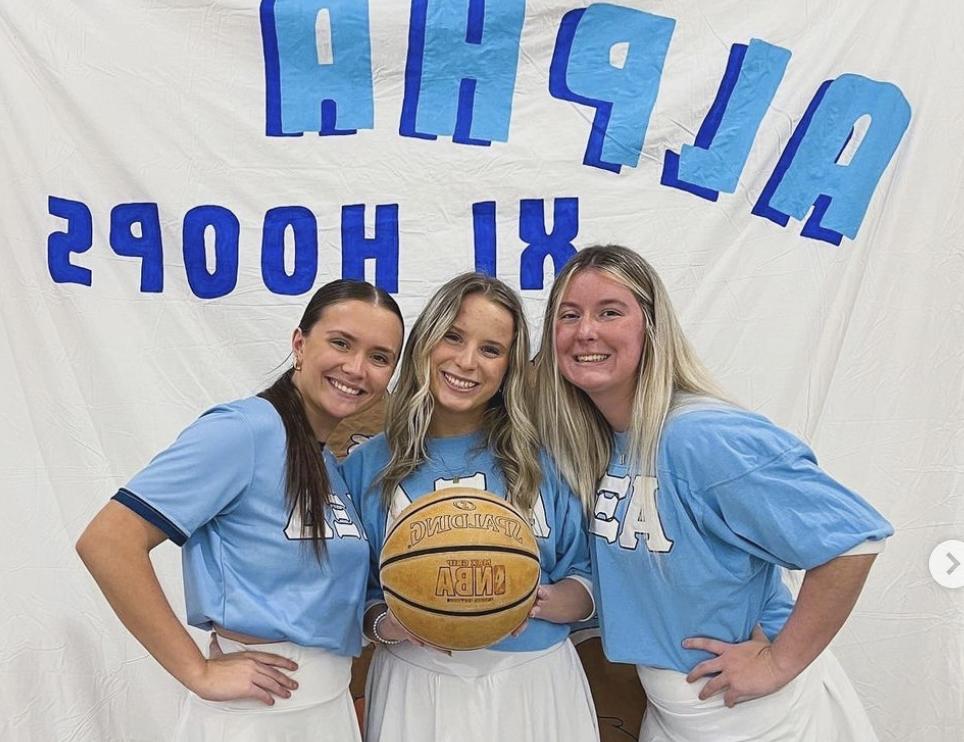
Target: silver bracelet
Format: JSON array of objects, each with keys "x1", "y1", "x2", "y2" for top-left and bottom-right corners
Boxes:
[{"x1": 371, "y1": 610, "x2": 401, "y2": 645}]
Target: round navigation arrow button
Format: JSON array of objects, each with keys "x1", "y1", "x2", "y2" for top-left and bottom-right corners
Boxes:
[{"x1": 929, "y1": 540, "x2": 964, "y2": 589}]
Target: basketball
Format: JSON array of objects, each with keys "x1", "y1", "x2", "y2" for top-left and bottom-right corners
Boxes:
[{"x1": 379, "y1": 488, "x2": 541, "y2": 651}]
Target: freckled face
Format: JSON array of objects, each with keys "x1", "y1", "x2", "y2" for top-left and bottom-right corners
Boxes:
[
  {"x1": 554, "y1": 269, "x2": 646, "y2": 420},
  {"x1": 428, "y1": 293, "x2": 514, "y2": 436},
  {"x1": 292, "y1": 299, "x2": 403, "y2": 439}
]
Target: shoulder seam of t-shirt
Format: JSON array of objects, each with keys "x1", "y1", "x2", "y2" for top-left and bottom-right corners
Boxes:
[
  {"x1": 664, "y1": 398, "x2": 806, "y2": 493},
  {"x1": 205, "y1": 402, "x2": 258, "y2": 515},
  {"x1": 695, "y1": 441, "x2": 810, "y2": 500},
  {"x1": 233, "y1": 403, "x2": 258, "y2": 507},
  {"x1": 655, "y1": 397, "x2": 736, "y2": 491},
  {"x1": 665, "y1": 394, "x2": 737, "y2": 423}
]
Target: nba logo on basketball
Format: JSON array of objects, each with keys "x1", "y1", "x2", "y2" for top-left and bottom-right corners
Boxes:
[{"x1": 435, "y1": 559, "x2": 507, "y2": 600}]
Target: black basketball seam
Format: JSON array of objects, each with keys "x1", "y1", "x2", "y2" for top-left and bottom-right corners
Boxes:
[
  {"x1": 382, "y1": 582, "x2": 539, "y2": 618},
  {"x1": 384, "y1": 492, "x2": 527, "y2": 541},
  {"x1": 380, "y1": 543, "x2": 540, "y2": 569}
]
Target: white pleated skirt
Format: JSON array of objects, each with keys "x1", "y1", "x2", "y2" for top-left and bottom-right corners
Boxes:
[
  {"x1": 364, "y1": 638, "x2": 599, "y2": 742},
  {"x1": 172, "y1": 637, "x2": 362, "y2": 742},
  {"x1": 636, "y1": 651, "x2": 878, "y2": 742}
]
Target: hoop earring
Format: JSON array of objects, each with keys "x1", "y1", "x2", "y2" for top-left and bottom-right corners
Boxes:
[{"x1": 293, "y1": 357, "x2": 302, "y2": 372}]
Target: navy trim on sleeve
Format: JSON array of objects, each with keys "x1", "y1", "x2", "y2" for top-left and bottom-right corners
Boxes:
[{"x1": 112, "y1": 488, "x2": 189, "y2": 546}]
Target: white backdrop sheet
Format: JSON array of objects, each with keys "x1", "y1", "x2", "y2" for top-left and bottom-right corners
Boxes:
[{"x1": 1, "y1": 1, "x2": 962, "y2": 740}]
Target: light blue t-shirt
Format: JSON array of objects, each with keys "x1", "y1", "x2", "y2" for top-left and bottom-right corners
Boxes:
[
  {"x1": 113, "y1": 397, "x2": 370, "y2": 654},
  {"x1": 590, "y1": 403, "x2": 893, "y2": 672},
  {"x1": 340, "y1": 431, "x2": 592, "y2": 653}
]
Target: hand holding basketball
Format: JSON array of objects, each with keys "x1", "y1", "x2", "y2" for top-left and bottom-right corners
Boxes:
[{"x1": 372, "y1": 607, "x2": 425, "y2": 646}]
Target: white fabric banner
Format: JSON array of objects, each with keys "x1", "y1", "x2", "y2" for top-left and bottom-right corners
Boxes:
[{"x1": 1, "y1": 1, "x2": 960, "y2": 740}]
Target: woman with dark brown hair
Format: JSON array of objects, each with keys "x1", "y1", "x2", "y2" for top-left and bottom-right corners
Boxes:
[{"x1": 76, "y1": 280, "x2": 403, "y2": 741}]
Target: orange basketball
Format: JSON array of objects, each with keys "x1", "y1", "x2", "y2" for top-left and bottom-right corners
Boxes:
[{"x1": 379, "y1": 488, "x2": 541, "y2": 651}]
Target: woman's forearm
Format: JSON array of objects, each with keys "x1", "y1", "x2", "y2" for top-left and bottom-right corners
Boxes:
[
  {"x1": 683, "y1": 553, "x2": 879, "y2": 705},
  {"x1": 76, "y1": 501, "x2": 207, "y2": 690},
  {"x1": 769, "y1": 553, "x2": 877, "y2": 680},
  {"x1": 530, "y1": 577, "x2": 594, "y2": 623}
]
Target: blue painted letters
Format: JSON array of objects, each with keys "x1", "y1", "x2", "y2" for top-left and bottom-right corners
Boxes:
[
  {"x1": 48, "y1": 197, "x2": 93, "y2": 286},
  {"x1": 519, "y1": 198, "x2": 578, "y2": 290},
  {"x1": 110, "y1": 203, "x2": 164, "y2": 293},
  {"x1": 400, "y1": 0, "x2": 525, "y2": 145},
  {"x1": 472, "y1": 201, "x2": 497, "y2": 276},
  {"x1": 261, "y1": 206, "x2": 319, "y2": 295},
  {"x1": 182, "y1": 206, "x2": 240, "y2": 299},
  {"x1": 662, "y1": 40, "x2": 791, "y2": 200},
  {"x1": 341, "y1": 204, "x2": 399, "y2": 292},
  {"x1": 549, "y1": 4, "x2": 675, "y2": 173},
  {"x1": 753, "y1": 74, "x2": 911, "y2": 244},
  {"x1": 261, "y1": 0, "x2": 374, "y2": 136}
]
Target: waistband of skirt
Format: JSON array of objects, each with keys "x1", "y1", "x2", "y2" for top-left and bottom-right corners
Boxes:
[
  {"x1": 381, "y1": 638, "x2": 566, "y2": 677},
  {"x1": 636, "y1": 658, "x2": 809, "y2": 715},
  {"x1": 191, "y1": 637, "x2": 352, "y2": 712}
]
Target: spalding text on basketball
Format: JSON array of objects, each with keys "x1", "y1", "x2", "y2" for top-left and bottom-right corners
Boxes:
[{"x1": 407, "y1": 512, "x2": 524, "y2": 549}]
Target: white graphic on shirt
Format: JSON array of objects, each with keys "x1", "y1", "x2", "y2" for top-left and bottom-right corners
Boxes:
[
  {"x1": 385, "y1": 486, "x2": 413, "y2": 532},
  {"x1": 434, "y1": 472, "x2": 487, "y2": 491},
  {"x1": 529, "y1": 492, "x2": 551, "y2": 539},
  {"x1": 590, "y1": 474, "x2": 673, "y2": 553},
  {"x1": 285, "y1": 492, "x2": 361, "y2": 540},
  {"x1": 324, "y1": 493, "x2": 362, "y2": 539}
]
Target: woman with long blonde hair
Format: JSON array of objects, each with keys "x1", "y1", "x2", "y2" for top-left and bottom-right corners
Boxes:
[
  {"x1": 533, "y1": 245, "x2": 892, "y2": 741},
  {"x1": 342, "y1": 272, "x2": 598, "y2": 742}
]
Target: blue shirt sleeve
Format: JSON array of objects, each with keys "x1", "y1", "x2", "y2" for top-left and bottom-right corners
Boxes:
[
  {"x1": 114, "y1": 404, "x2": 254, "y2": 545},
  {"x1": 340, "y1": 438, "x2": 388, "y2": 604},
  {"x1": 668, "y1": 410, "x2": 893, "y2": 570},
  {"x1": 542, "y1": 455, "x2": 593, "y2": 584}
]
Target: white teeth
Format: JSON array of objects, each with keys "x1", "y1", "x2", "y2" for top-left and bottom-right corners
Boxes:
[
  {"x1": 443, "y1": 371, "x2": 478, "y2": 390},
  {"x1": 576, "y1": 354, "x2": 609, "y2": 362},
  {"x1": 329, "y1": 378, "x2": 362, "y2": 396}
]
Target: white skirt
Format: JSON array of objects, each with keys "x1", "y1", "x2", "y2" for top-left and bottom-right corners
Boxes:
[
  {"x1": 364, "y1": 639, "x2": 599, "y2": 742},
  {"x1": 636, "y1": 651, "x2": 878, "y2": 742},
  {"x1": 173, "y1": 637, "x2": 362, "y2": 742}
]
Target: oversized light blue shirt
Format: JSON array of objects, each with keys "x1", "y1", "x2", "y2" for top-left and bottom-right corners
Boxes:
[
  {"x1": 340, "y1": 431, "x2": 592, "y2": 652},
  {"x1": 590, "y1": 403, "x2": 893, "y2": 672},
  {"x1": 113, "y1": 397, "x2": 370, "y2": 654}
]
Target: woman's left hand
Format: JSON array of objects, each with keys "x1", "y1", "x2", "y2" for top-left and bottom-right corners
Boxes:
[{"x1": 682, "y1": 625, "x2": 794, "y2": 707}]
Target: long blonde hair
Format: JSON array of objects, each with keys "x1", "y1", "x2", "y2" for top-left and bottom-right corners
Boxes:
[
  {"x1": 380, "y1": 273, "x2": 541, "y2": 515},
  {"x1": 532, "y1": 245, "x2": 724, "y2": 507}
]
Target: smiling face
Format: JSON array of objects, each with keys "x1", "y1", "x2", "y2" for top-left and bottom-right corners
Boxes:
[
  {"x1": 554, "y1": 268, "x2": 646, "y2": 431},
  {"x1": 428, "y1": 292, "x2": 515, "y2": 437},
  {"x1": 292, "y1": 299, "x2": 403, "y2": 441}
]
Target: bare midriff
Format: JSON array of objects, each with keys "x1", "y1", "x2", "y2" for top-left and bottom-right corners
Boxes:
[{"x1": 213, "y1": 624, "x2": 283, "y2": 645}]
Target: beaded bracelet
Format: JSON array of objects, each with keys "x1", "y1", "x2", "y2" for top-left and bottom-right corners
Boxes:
[{"x1": 371, "y1": 610, "x2": 402, "y2": 645}]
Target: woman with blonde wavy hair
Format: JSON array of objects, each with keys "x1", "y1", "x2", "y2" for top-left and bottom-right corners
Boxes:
[
  {"x1": 533, "y1": 245, "x2": 892, "y2": 741},
  {"x1": 342, "y1": 272, "x2": 598, "y2": 742}
]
